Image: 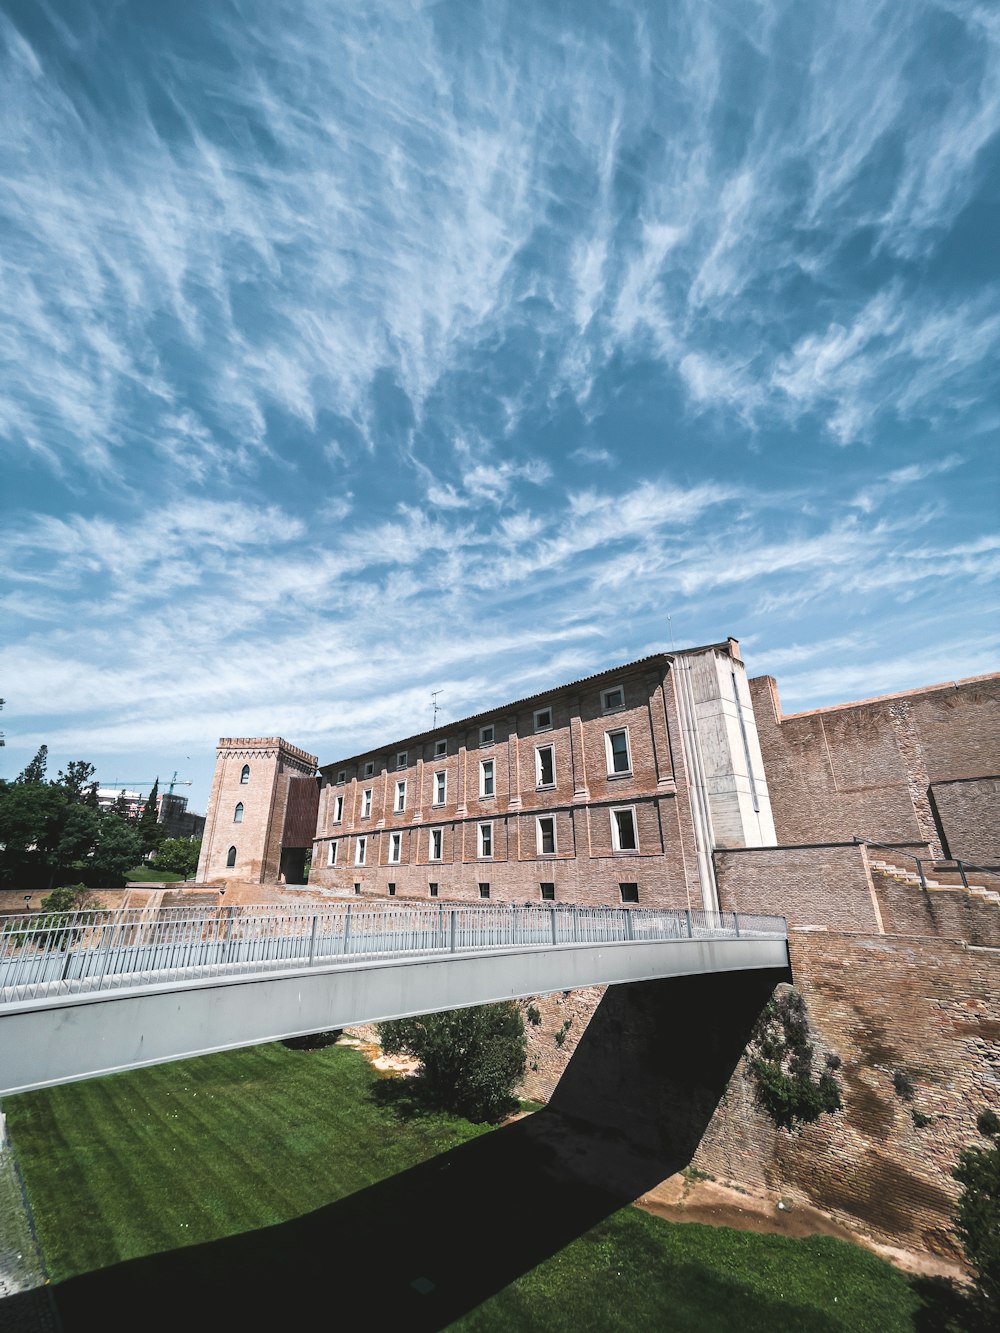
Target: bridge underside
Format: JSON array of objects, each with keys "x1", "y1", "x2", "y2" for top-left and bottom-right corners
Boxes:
[{"x1": 0, "y1": 936, "x2": 789, "y2": 1096}]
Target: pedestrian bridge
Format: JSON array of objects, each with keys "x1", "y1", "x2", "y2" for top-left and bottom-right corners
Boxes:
[{"x1": 0, "y1": 901, "x2": 789, "y2": 1096}]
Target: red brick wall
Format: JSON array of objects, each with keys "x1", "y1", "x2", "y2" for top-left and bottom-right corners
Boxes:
[
  {"x1": 750, "y1": 672, "x2": 1000, "y2": 851},
  {"x1": 714, "y1": 843, "x2": 887, "y2": 931},
  {"x1": 930, "y1": 776, "x2": 1000, "y2": 863}
]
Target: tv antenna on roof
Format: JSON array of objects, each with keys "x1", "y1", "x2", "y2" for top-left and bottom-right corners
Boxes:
[
  {"x1": 431, "y1": 690, "x2": 442, "y2": 727},
  {"x1": 667, "y1": 615, "x2": 676, "y2": 651}
]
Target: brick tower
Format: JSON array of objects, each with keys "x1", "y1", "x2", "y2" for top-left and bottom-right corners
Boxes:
[{"x1": 196, "y1": 737, "x2": 318, "y2": 884}]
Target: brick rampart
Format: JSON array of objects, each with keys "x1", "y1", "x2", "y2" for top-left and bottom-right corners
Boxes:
[
  {"x1": 714, "y1": 843, "x2": 898, "y2": 931},
  {"x1": 929, "y1": 776, "x2": 1000, "y2": 863}
]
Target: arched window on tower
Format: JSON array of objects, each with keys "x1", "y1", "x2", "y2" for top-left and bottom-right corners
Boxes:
[
  {"x1": 234, "y1": 802, "x2": 244, "y2": 823},
  {"x1": 226, "y1": 846, "x2": 237, "y2": 867},
  {"x1": 240, "y1": 764, "x2": 250, "y2": 784}
]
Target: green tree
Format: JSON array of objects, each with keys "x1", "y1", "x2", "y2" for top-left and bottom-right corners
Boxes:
[
  {"x1": 0, "y1": 778, "x2": 73, "y2": 887},
  {"x1": 57, "y1": 760, "x2": 99, "y2": 807},
  {"x1": 17, "y1": 745, "x2": 48, "y2": 784},
  {"x1": 90, "y1": 814, "x2": 144, "y2": 886},
  {"x1": 154, "y1": 838, "x2": 202, "y2": 879},
  {"x1": 137, "y1": 778, "x2": 164, "y2": 856},
  {"x1": 378, "y1": 1003, "x2": 526, "y2": 1123},
  {"x1": 954, "y1": 1112, "x2": 1000, "y2": 1318}
]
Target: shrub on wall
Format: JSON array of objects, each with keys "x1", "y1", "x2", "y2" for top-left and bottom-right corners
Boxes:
[{"x1": 748, "y1": 986, "x2": 842, "y2": 1130}]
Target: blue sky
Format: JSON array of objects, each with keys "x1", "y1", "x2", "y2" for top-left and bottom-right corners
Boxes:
[{"x1": 2, "y1": 0, "x2": 998, "y2": 813}]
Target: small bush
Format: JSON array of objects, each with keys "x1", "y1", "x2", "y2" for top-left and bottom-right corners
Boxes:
[
  {"x1": 555, "y1": 1019, "x2": 572, "y2": 1047},
  {"x1": 526, "y1": 1005, "x2": 541, "y2": 1026}
]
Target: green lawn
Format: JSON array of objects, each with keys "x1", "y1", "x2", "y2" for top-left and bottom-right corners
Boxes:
[
  {"x1": 2, "y1": 1043, "x2": 971, "y2": 1332},
  {"x1": 124, "y1": 866, "x2": 184, "y2": 883}
]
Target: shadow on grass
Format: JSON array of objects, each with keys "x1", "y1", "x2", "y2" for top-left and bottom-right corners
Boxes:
[
  {"x1": 46, "y1": 969, "x2": 796, "y2": 1331},
  {"x1": 907, "y1": 1275, "x2": 983, "y2": 1332}
]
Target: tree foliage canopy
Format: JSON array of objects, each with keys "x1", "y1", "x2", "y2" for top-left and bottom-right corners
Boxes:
[
  {"x1": 154, "y1": 838, "x2": 202, "y2": 879},
  {"x1": 0, "y1": 750, "x2": 144, "y2": 889},
  {"x1": 378, "y1": 1002, "x2": 526, "y2": 1123}
]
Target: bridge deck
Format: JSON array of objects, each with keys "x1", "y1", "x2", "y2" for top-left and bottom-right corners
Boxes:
[{"x1": 0, "y1": 903, "x2": 789, "y2": 1095}]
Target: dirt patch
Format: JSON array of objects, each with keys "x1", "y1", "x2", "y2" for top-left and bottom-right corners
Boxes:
[
  {"x1": 339, "y1": 1034, "x2": 420, "y2": 1077},
  {"x1": 634, "y1": 1174, "x2": 967, "y2": 1283}
]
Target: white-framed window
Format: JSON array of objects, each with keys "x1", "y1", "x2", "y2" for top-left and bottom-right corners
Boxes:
[
  {"x1": 396, "y1": 751, "x2": 408, "y2": 770},
  {"x1": 429, "y1": 827, "x2": 443, "y2": 861},
  {"x1": 333, "y1": 794, "x2": 344, "y2": 823},
  {"x1": 536, "y1": 816, "x2": 556, "y2": 855},
  {"x1": 234, "y1": 802, "x2": 244, "y2": 823},
  {"x1": 395, "y1": 779, "x2": 406, "y2": 813},
  {"x1": 337, "y1": 769, "x2": 347, "y2": 783},
  {"x1": 240, "y1": 764, "x2": 250, "y2": 784},
  {"x1": 601, "y1": 685, "x2": 625, "y2": 712},
  {"x1": 361, "y1": 788, "x2": 373, "y2": 818},
  {"x1": 355, "y1": 836, "x2": 367, "y2": 866},
  {"x1": 434, "y1": 738, "x2": 448, "y2": 758},
  {"x1": 389, "y1": 832, "x2": 402, "y2": 864},
  {"x1": 363, "y1": 760, "x2": 374, "y2": 778},
  {"x1": 433, "y1": 770, "x2": 446, "y2": 806},
  {"x1": 327, "y1": 841, "x2": 338, "y2": 867},
  {"x1": 533, "y1": 706, "x2": 553, "y2": 732},
  {"x1": 478, "y1": 822, "x2": 493, "y2": 858},
  {"x1": 605, "y1": 728, "x2": 632, "y2": 775},
  {"x1": 611, "y1": 806, "x2": 638, "y2": 852},
  {"x1": 480, "y1": 758, "x2": 495, "y2": 798},
  {"x1": 535, "y1": 744, "x2": 555, "y2": 788},
  {"x1": 480, "y1": 724, "x2": 495, "y2": 746}
]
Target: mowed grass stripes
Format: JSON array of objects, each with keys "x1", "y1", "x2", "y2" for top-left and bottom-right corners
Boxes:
[{"x1": 4, "y1": 1041, "x2": 487, "y2": 1280}]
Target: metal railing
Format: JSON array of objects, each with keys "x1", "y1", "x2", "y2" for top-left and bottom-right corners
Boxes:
[
  {"x1": 854, "y1": 837, "x2": 1000, "y2": 890},
  {"x1": 0, "y1": 902, "x2": 787, "y2": 1006}
]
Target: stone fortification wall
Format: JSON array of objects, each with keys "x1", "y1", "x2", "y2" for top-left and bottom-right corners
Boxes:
[
  {"x1": 714, "y1": 842, "x2": 895, "y2": 932},
  {"x1": 692, "y1": 930, "x2": 998, "y2": 1262},
  {"x1": 750, "y1": 672, "x2": 1000, "y2": 854}
]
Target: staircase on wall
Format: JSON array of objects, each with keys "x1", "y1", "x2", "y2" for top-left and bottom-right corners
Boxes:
[{"x1": 868, "y1": 857, "x2": 1000, "y2": 906}]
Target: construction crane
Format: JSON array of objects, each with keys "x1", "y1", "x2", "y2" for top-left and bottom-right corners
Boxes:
[{"x1": 105, "y1": 773, "x2": 192, "y2": 796}]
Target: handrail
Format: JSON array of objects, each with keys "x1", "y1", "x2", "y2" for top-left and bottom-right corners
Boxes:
[
  {"x1": 0, "y1": 902, "x2": 787, "y2": 1008},
  {"x1": 853, "y1": 837, "x2": 1000, "y2": 890}
]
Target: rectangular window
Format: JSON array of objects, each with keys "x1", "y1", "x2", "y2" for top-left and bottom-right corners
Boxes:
[
  {"x1": 363, "y1": 761, "x2": 374, "y2": 777},
  {"x1": 333, "y1": 794, "x2": 344, "y2": 823},
  {"x1": 478, "y1": 822, "x2": 492, "y2": 858},
  {"x1": 394, "y1": 779, "x2": 406, "y2": 813},
  {"x1": 434, "y1": 738, "x2": 448, "y2": 758},
  {"x1": 611, "y1": 807, "x2": 638, "y2": 852},
  {"x1": 479, "y1": 882, "x2": 490, "y2": 899},
  {"x1": 619, "y1": 882, "x2": 639, "y2": 904},
  {"x1": 337, "y1": 770, "x2": 347, "y2": 783},
  {"x1": 535, "y1": 744, "x2": 555, "y2": 788},
  {"x1": 361, "y1": 788, "x2": 372, "y2": 818},
  {"x1": 602, "y1": 686, "x2": 625, "y2": 712},
  {"x1": 540, "y1": 881, "x2": 555, "y2": 901},
  {"x1": 355, "y1": 836, "x2": 367, "y2": 866},
  {"x1": 388, "y1": 882, "x2": 396, "y2": 897},
  {"x1": 480, "y1": 724, "x2": 495, "y2": 746},
  {"x1": 537, "y1": 816, "x2": 556, "y2": 855},
  {"x1": 327, "y1": 842, "x2": 338, "y2": 867},
  {"x1": 354, "y1": 882, "x2": 361, "y2": 895},
  {"x1": 434, "y1": 770, "x2": 446, "y2": 805},
  {"x1": 429, "y1": 881, "x2": 439, "y2": 898},
  {"x1": 606, "y1": 728, "x2": 632, "y2": 775},
  {"x1": 389, "y1": 832, "x2": 401, "y2": 863},
  {"x1": 430, "y1": 827, "x2": 443, "y2": 861},
  {"x1": 533, "y1": 706, "x2": 552, "y2": 732},
  {"x1": 396, "y1": 751, "x2": 407, "y2": 770},
  {"x1": 480, "y1": 758, "x2": 495, "y2": 798}
]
